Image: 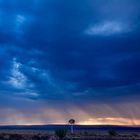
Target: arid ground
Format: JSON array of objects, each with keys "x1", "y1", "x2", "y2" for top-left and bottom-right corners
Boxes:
[{"x1": 0, "y1": 129, "x2": 140, "y2": 140}]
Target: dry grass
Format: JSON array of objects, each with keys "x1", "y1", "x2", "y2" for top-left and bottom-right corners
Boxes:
[{"x1": 0, "y1": 129, "x2": 140, "y2": 140}]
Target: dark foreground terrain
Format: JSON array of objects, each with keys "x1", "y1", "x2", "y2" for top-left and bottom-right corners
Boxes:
[
  {"x1": 0, "y1": 131, "x2": 140, "y2": 140},
  {"x1": 0, "y1": 125, "x2": 140, "y2": 140}
]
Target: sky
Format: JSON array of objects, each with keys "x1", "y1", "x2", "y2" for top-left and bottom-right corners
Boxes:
[{"x1": 0, "y1": 0, "x2": 140, "y2": 125}]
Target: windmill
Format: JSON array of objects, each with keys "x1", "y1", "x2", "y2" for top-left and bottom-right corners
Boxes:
[{"x1": 68, "y1": 119, "x2": 75, "y2": 134}]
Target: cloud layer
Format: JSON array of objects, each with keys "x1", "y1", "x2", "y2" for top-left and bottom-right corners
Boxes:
[{"x1": 0, "y1": 0, "x2": 140, "y2": 125}]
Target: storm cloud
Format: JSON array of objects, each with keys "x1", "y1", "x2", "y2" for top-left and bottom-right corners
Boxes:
[{"x1": 0, "y1": 0, "x2": 140, "y2": 125}]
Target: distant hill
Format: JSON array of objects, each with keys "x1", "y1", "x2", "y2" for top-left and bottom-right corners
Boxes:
[{"x1": 0, "y1": 125, "x2": 140, "y2": 131}]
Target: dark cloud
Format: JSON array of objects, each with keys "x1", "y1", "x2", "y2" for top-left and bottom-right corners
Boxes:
[{"x1": 0, "y1": 0, "x2": 140, "y2": 124}]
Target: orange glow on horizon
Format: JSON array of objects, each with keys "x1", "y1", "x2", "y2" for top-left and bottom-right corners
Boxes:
[
  {"x1": 1, "y1": 105, "x2": 140, "y2": 126},
  {"x1": 2, "y1": 117, "x2": 140, "y2": 126},
  {"x1": 77, "y1": 117, "x2": 140, "y2": 126}
]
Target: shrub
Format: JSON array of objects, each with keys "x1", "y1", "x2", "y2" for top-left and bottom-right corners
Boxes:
[
  {"x1": 132, "y1": 133, "x2": 138, "y2": 137},
  {"x1": 9, "y1": 134, "x2": 23, "y2": 140},
  {"x1": 55, "y1": 129, "x2": 67, "y2": 139},
  {"x1": 108, "y1": 129, "x2": 118, "y2": 137}
]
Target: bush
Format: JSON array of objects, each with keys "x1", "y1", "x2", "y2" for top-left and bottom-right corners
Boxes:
[
  {"x1": 10, "y1": 134, "x2": 23, "y2": 140},
  {"x1": 108, "y1": 129, "x2": 118, "y2": 137},
  {"x1": 55, "y1": 129, "x2": 67, "y2": 139},
  {"x1": 132, "y1": 133, "x2": 138, "y2": 137}
]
